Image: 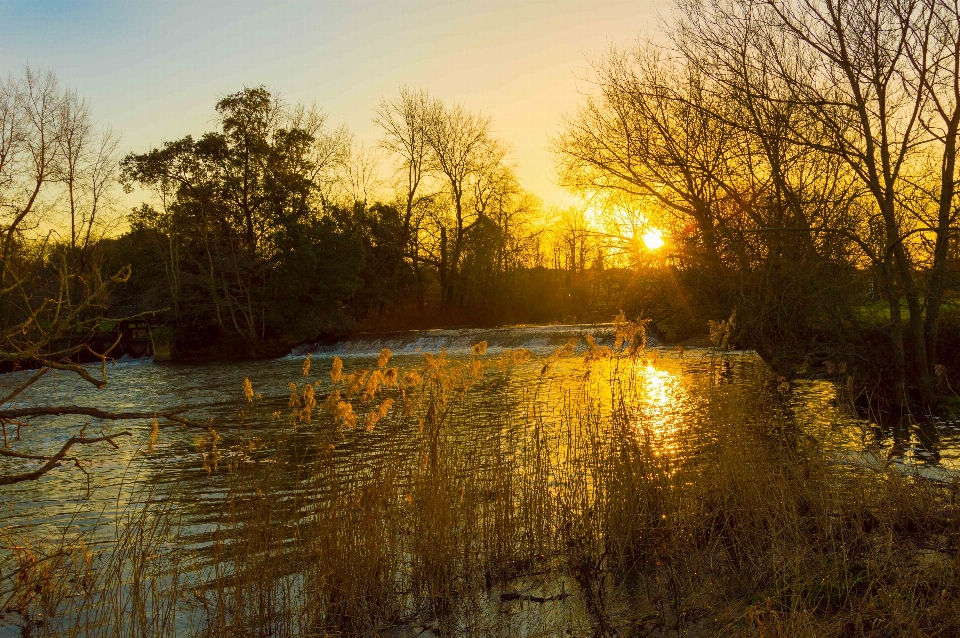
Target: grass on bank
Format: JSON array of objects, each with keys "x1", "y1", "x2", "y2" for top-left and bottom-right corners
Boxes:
[{"x1": 3, "y1": 318, "x2": 959, "y2": 637}]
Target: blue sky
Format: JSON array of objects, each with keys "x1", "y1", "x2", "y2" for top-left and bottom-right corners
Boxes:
[{"x1": 1, "y1": 0, "x2": 661, "y2": 204}]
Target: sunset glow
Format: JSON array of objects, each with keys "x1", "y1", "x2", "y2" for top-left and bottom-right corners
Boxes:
[
  {"x1": 3, "y1": 0, "x2": 956, "y2": 634},
  {"x1": 642, "y1": 228, "x2": 664, "y2": 250}
]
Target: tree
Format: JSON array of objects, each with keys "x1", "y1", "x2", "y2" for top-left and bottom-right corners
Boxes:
[
  {"x1": 422, "y1": 99, "x2": 498, "y2": 306},
  {"x1": 558, "y1": 0, "x2": 960, "y2": 406},
  {"x1": 687, "y1": 0, "x2": 960, "y2": 404},
  {"x1": 0, "y1": 69, "x2": 205, "y2": 486},
  {"x1": 376, "y1": 90, "x2": 541, "y2": 315},
  {"x1": 56, "y1": 91, "x2": 115, "y2": 250},
  {"x1": 122, "y1": 87, "x2": 362, "y2": 354},
  {"x1": 376, "y1": 88, "x2": 434, "y2": 300}
]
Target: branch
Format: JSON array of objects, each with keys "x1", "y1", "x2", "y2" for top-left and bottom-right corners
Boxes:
[
  {"x1": 30, "y1": 358, "x2": 107, "y2": 389},
  {"x1": 0, "y1": 431, "x2": 131, "y2": 486},
  {"x1": 0, "y1": 368, "x2": 48, "y2": 406},
  {"x1": 0, "y1": 405, "x2": 212, "y2": 430},
  {"x1": 0, "y1": 447, "x2": 58, "y2": 461}
]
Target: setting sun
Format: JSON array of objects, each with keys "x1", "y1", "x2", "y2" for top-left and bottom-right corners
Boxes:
[{"x1": 642, "y1": 228, "x2": 664, "y2": 250}]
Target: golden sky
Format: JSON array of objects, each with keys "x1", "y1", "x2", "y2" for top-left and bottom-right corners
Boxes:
[{"x1": 1, "y1": 0, "x2": 661, "y2": 206}]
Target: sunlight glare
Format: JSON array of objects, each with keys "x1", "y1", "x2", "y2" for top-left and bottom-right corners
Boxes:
[
  {"x1": 642, "y1": 228, "x2": 664, "y2": 250},
  {"x1": 631, "y1": 362, "x2": 684, "y2": 458},
  {"x1": 641, "y1": 364, "x2": 674, "y2": 408}
]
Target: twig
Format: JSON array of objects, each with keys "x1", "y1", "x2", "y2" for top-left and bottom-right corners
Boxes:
[
  {"x1": 0, "y1": 368, "x2": 48, "y2": 406},
  {"x1": 0, "y1": 405, "x2": 208, "y2": 430},
  {"x1": 0, "y1": 431, "x2": 132, "y2": 486}
]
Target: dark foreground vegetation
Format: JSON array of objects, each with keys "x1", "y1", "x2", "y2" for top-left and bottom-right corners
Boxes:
[{"x1": 4, "y1": 331, "x2": 959, "y2": 637}]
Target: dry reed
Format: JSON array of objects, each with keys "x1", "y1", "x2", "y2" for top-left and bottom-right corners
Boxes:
[{"x1": 3, "y1": 324, "x2": 958, "y2": 637}]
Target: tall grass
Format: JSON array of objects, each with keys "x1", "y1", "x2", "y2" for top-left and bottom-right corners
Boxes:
[{"x1": 4, "y1": 324, "x2": 959, "y2": 636}]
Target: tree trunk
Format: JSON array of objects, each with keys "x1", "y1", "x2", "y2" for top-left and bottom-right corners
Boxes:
[
  {"x1": 923, "y1": 122, "x2": 959, "y2": 387},
  {"x1": 439, "y1": 226, "x2": 448, "y2": 308},
  {"x1": 879, "y1": 264, "x2": 909, "y2": 406}
]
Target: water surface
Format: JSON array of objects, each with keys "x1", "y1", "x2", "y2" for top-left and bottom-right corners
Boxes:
[{"x1": 2, "y1": 324, "x2": 959, "y2": 633}]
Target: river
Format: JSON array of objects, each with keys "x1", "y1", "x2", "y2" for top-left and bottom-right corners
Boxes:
[{"x1": 1, "y1": 324, "x2": 959, "y2": 635}]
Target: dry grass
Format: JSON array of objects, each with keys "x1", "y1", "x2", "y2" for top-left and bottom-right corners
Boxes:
[{"x1": 3, "y1": 326, "x2": 959, "y2": 637}]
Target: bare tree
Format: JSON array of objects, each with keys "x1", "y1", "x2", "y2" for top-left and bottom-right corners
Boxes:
[
  {"x1": 288, "y1": 102, "x2": 350, "y2": 213},
  {"x1": 423, "y1": 100, "x2": 496, "y2": 305},
  {"x1": 338, "y1": 141, "x2": 383, "y2": 208},
  {"x1": 556, "y1": 48, "x2": 741, "y2": 274},
  {"x1": 0, "y1": 69, "x2": 63, "y2": 288},
  {"x1": 906, "y1": 0, "x2": 960, "y2": 391},
  {"x1": 557, "y1": 0, "x2": 960, "y2": 404},
  {"x1": 728, "y1": 0, "x2": 960, "y2": 405},
  {"x1": 55, "y1": 87, "x2": 121, "y2": 303},
  {"x1": 376, "y1": 87, "x2": 433, "y2": 276},
  {"x1": 0, "y1": 69, "x2": 205, "y2": 486},
  {"x1": 377, "y1": 90, "x2": 539, "y2": 311}
]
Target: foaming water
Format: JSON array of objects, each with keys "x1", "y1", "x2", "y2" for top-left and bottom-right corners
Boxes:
[{"x1": 298, "y1": 323, "x2": 626, "y2": 358}]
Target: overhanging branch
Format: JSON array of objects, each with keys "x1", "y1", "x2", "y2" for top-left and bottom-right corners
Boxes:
[
  {"x1": 0, "y1": 431, "x2": 132, "y2": 486},
  {"x1": 0, "y1": 405, "x2": 212, "y2": 431}
]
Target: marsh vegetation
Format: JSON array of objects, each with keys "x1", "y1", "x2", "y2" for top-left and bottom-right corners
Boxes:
[{"x1": 2, "y1": 321, "x2": 959, "y2": 637}]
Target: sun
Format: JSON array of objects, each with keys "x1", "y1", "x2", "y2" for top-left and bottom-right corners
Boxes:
[{"x1": 642, "y1": 228, "x2": 664, "y2": 250}]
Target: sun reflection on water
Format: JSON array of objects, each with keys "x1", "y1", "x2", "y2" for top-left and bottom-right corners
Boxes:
[{"x1": 634, "y1": 362, "x2": 686, "y2": 455}]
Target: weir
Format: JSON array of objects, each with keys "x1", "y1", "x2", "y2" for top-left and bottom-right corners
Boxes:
[{"x1": 298, "y1": 323, "x2": 635, "y2": 358}]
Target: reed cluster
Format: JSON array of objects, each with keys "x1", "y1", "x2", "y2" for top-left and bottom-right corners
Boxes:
[{"x1": 3, "y1": 324, "x2": 959, "y2": 637}]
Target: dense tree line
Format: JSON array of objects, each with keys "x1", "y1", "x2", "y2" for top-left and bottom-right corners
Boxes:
[
  {"x1": 557, "y1": 0, "x2": 960, "y2": 407},
  {"x1": 112, "y1": 86, "x2": 637, "y2": 356},
  {"x1": 119, "y1": 88, "x2": 366, "y2": 355},
  {"x1": 15, "y1": 0, "x2": 958, "y2": 409},
  {"x1": 1, "y1": 69, "x2": 642, "y2": 369}
]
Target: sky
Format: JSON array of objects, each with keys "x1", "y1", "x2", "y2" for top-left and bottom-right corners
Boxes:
[{"x1": 0, "y1": 0, "x2": 662, "y2": 207}]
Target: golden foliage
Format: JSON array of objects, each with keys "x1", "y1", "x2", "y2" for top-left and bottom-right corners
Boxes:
[
  {"x1": 402, "y1": 392, "x2": 420, "y2": 416},
  {"x1": 401, "y1": 371, "x2": 423, "y2": 388},
  {"x1": 334, "y1": 401, "x2": 357, "y2": 429},
  {"x1": 148, "y1": 418, "x2": 159, "y2": 453},
  {"x1": 330, "y1": 356, "x2": 343, "y2": 384},
  {"x1": 364, "y1": 398, "x2": 394, "y2": 431},
  {"x1": 383, "y1": 368, "x2": 398, "y2": 388},
  {"x1": 496, "y1": 348, "x2": 534, "y2": 372},
  {"x1": 300, "y1": 384, "x2": 317, "y2": 422},
  {"x1": 323, "y1": 389, "x2": 341, "y2": 412},
  {"x1": 288, "y1": 382, "x2": 300, "y2": 408},
  {"x1": 708, "y1": 311, "x2": 736, "y2": 350},
  {"x1": 583, "y1": 335, "x2": 612, "y2": 364},
  {"x1": 553, "y1": 338, "x2": 578, "y2": 359},
  {"x1": 345, "y1": 370, "x2": 368, "y2": 398},
  {"x1": 613, "y1": 312, "x2": 650, "y2": 356},
  {"x1": 363, "y1": 370, "x2": 383, "y2": 400}
]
